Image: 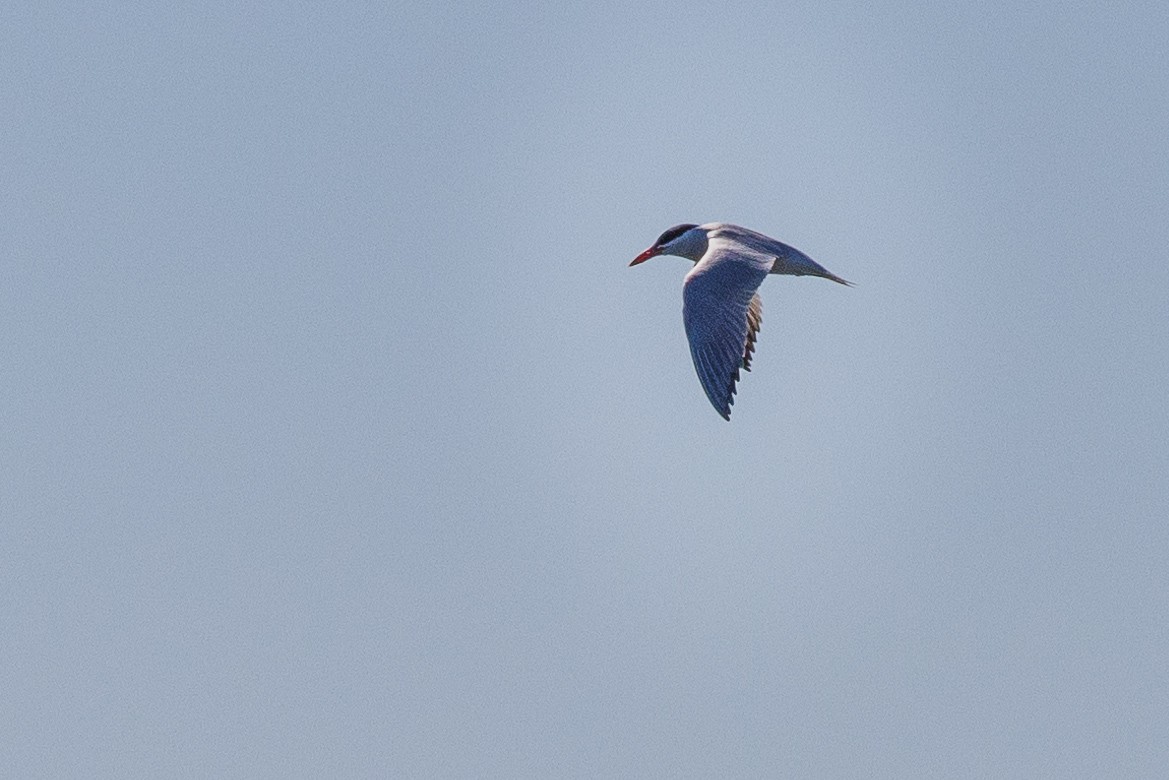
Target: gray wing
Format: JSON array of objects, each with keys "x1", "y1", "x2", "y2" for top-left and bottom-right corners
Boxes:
[{"x1": 682, "y1": 261, "x2": 768, "y2": 420}]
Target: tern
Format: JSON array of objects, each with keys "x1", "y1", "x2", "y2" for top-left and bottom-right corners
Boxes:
[{"x1": 630, "y1": 222, "x2": 851, "y2": 420}]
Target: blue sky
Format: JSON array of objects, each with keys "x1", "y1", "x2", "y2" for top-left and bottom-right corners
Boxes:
[{"x1": 4, "y1": 2, "x2": 1168, "y2": 776}]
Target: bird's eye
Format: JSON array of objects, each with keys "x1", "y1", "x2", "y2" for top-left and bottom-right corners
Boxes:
[{"x1": 656, "y1": 223, "x2": 698, "y2": 246}]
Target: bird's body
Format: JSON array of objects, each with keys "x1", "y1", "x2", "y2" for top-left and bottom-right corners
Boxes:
[{"x1": 631, "y1": 222, "x2": 850, "y2": 420}]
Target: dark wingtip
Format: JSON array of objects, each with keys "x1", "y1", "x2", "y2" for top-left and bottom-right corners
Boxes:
[{"x1": 718, "y1": 370, "x2": 739, "y2": 420}]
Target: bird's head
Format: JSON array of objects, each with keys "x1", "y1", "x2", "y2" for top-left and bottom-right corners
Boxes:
[{"x1": 630, "y1": 223, "x2": 707, "y2": 265}]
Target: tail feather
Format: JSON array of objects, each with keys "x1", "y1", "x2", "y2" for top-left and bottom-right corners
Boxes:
[{"x1": 769, "y1": 242, "x2": 852, "y2": 286}]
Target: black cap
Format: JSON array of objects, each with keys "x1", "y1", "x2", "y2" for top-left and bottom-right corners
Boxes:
[{"x1": 655, "y1": 223, "x2": 698, "y2": 246}]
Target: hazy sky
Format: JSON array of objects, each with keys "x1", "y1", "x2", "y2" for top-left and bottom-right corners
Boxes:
[{"x1": 4, "y1": 2, "x2": 1168, "y2": 777}]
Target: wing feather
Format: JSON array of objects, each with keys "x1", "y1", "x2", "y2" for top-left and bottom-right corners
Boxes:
[
  {"x1": 743, "y1": 293, "x2": 762, "y2": 371},
  {"x1": 682, "y1": 255, "x2": 769, "y2": 420}
]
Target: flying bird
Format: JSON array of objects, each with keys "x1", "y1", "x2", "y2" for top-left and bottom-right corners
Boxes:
[{"x1": 630, "y1": 222, "x2": 851, "y2": 420}]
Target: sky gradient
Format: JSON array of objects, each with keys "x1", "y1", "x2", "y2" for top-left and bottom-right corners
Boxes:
[{"x1": 4, "y1": 2, "x2": 1168, "y2": 776}]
